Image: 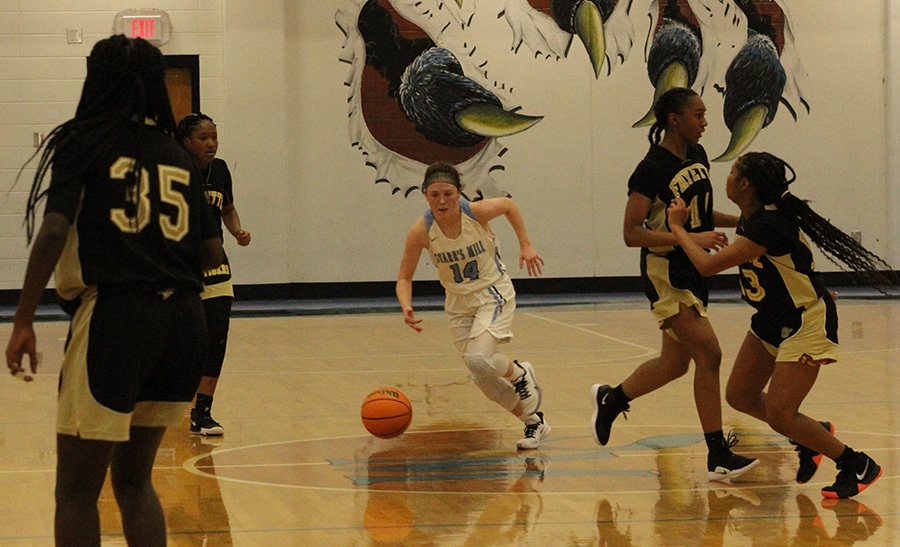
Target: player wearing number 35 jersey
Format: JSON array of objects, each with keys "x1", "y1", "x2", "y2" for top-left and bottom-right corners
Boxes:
[
  {"x1": 51, "y1": 122, "x2": 217, "y2": 301},
  {"x1": 397, "y1": 162, "x2": 550, "y2": 450},
  {"x1": 5, "y1": 35, "x2": 224, "y2": 545}
]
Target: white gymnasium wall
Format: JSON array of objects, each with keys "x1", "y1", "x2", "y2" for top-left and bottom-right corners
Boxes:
[
  {"x1": 222, "y1": 0, "x2": 290, "y2": 283},
  {"x1": 281, "y1": 1, "x2": 892, "y2": 284},
  {"x1": 890, "y1": 0, "x2": 900, "y2": 266},
  {"x1": 0, "y1": 0, "x2": 227, "y2": 290},
  {"x1": 0, "y1": 1, "x2": 896, "y2": 290}
]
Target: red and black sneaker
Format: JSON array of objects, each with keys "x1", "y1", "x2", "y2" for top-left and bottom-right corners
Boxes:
[
  {"x1": 822, "y1": 452, "x2": 882, "y2": 499},
  {"x1": 790, "y1": 421, "x2": 835, "y2": 483}
]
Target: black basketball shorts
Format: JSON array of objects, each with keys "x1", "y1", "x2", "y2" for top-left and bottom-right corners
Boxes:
[{"x1": 57, "y1": 287, "x2": 207, "y2": 441}]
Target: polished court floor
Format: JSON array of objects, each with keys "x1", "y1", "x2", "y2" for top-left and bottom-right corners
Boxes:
[{"x1": 0, "y1": 294, "x2": 897, "y2": 546}]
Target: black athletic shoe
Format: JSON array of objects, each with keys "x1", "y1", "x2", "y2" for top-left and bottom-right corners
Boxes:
[
  {"x1": 190, "y1": 407, "x2": 224, "y2": 436},
  {"x1": 590, "y1": 384, "x2": 628, "y2": 446},
  {"x1": 790, "y1": 421, "x2": 835, "y2": 483},
  {"x1": 822, "y1": 452, "x2": 882, "y2": 499},
  {"x1": 707, "y1": 432, "x2": 759, "y2": 481}
]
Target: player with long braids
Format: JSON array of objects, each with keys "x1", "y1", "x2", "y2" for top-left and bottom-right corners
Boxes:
[
  {"x1": 667, "y1": 151, "x2": 891, "y2": 498},
  {"x1": 591, "y1": 87, "x2": 758, "y2": 481},
  {"x1": 6, "y1": 35, "x2": 223, "y2": 544}
]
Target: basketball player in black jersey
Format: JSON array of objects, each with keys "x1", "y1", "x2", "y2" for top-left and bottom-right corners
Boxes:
[
  {"x1": 179, "y1": 113, "x2": 252, "y2": 437},
  {"x1": 6, "y1": 35, "x2": 223, "y2": 544},
  {"x1": 668, "y1": 151, "x2": 891, "y2": 499},
  {"x1": 591, "y1": 87, "x2": 758, "y2": 481}
]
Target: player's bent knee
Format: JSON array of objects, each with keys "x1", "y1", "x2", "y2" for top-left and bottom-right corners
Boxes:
[
  {"x1": 471, "y1": 372, "x2": 518, "y2": 411},
  {"x1": 464, "y1": 353, "x2": 497, "y2": 378}
]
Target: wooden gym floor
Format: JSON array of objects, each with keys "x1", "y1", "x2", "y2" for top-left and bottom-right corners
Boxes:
[{"x1": 0, "y1": 294, "x2": 897, "y2": 546}]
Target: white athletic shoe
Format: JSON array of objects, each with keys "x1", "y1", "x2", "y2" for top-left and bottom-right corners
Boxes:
[
  {"x1": 517, "y1": 411, "x2": 550, "y2": 450},
  {"x1": 512, "y1": 360, "x2": 541, "y2": 418}
]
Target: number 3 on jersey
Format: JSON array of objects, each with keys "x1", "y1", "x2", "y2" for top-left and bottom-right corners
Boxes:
[
  {"x1": 109, "y1": 157, "x2": 191, "y2": 241},
  {"x1": 739, "y1": 261, "x2": 766, "y2": 302},
  {"x1": 450, "y1": 260, "x2": 480, "y2": 283}
]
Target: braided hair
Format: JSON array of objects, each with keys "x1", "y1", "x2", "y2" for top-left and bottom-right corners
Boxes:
[
  {"x1": 20, "y1": 35, "x2": 177, "y2": 241},
  {"x1": 736, "y1": 152, "x2": 896, "y2": 288},
  {"x1": 177, "y1": 112, "x2": 215, "y2": 140},
  {"x1": 648, "y1": 87, "x2": 699, "y2": 145}
]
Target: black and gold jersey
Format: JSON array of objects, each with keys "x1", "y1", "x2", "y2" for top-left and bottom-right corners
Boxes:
[
  {"x1": 200, "y1": 158, "x2": 234, "y2": 288},
  {"x1": 46, "y1": 120, "x2": 220, "y2": 299},
  {"x1": 628, "y1": 143, "x2": 713, "y2": 256},
  {"x1": 736, "y1": 205, "x2": 828, "y2": 317}
]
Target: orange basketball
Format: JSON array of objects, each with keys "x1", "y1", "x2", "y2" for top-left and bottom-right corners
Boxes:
[{"x1": 361, "y1": 387, "x2": 412, "y2": 438}]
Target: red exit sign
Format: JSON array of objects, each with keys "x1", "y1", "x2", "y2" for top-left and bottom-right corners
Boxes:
[
  {"x1": 131, "y1": 18, "x2": 156, "y2": 39},
  {"x1": 113, "y1": 9, "x2": 171, "y2": 46}
]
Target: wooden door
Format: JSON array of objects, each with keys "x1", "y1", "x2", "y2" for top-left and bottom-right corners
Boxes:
[{"x1": 164, "y1": 55, "x2": 200, "y2": 124}]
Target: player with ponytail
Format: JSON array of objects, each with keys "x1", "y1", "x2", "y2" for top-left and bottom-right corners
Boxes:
[
  {"x1": 591, "y1": 87, "x2": 758, "y2": 481},
  {"x1": 667, "y1": 151, "x2": 892, "y2": 498}
]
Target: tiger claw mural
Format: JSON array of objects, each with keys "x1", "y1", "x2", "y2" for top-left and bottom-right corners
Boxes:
[
  {"x1": 633, "y1": 0, "x2": 809, "y2": 159},
  {"x1": 713, "y1": 0, "x2": 808, "y2": 161},
  {"x1": 335, "y1": 0, "x2": 811, "y2": 196},
  {"x1": 497, "y1": 0, "x2": 635, "y2": 78},
  {"x1": 336, "y1": 0, "x2": 542, "y2": 197},
  {"x1": 633, "y1": 0, "x2": 700, "y2": 127}
]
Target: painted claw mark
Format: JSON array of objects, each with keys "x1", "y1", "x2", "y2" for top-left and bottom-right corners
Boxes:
[
  {"x1": 552, "y1": 0, "x2": 615, "y2": 78},
  {"x1": 456, "y1": 104, "x2": 544, "y2": 138},
  {"x1": 713, "y1": 3, "x2": 786, "y2": 161},
  {"x1": 574, "y1": 0, "x2": 606, "y2": 78},
  {"x1": 633, "y1": 5, "x2": 701, "y2": 128},
  {"x1": 714, "y1": 103, "x2": 767, "y2": 162},
  {"x1": 399, "y1": 46, "x2": 542, "y2": 147}
]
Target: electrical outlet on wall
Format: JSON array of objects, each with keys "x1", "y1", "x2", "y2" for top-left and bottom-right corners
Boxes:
[{"x1": 66, "y1": 28, "x2": 83, "y2": 44}]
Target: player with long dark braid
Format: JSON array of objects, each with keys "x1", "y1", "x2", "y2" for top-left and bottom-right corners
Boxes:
[
  {"x1": 6, "y1": 35, "x2": 223, "y2": 544},
  {"x1": 23, "y1": 36, "x2": 177, "y2": 240},
  {"x1": 591, "y1": 87, "x2": 758, "y2": 481},
  {"x1": 736, "y1": 152, "x2": 893, "y2": 287},
  {"x1": 668, "y1": 151, "x2": 890, "y2": 498}
]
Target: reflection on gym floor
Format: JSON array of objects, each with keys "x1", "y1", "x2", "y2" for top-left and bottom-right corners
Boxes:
[{"x1": 1, "y1": 298, "x2": 897, "y2": 545}]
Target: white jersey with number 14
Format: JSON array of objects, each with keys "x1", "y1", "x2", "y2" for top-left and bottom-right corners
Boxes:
[{"x1": 424, "y1": 199, "x2": 507, "y2": 296}]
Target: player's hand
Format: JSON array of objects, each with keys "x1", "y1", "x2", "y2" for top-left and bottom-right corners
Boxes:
[
  {"x1": 689, "y1": 231, "x2": 729, "y2": 251},
  {"x1": 235, "y1": 230, "x2": 251, "y2": 246},
  {"x1": 6, "y1": 324, "x2": 37, "y2": 382},
  {"x1": 666, "y1": 197, "x2": 690, "y2": 226},
  {"x1": 519, "y1": 244, "x2": 544, "y2": 277},
  {"x1": 402, "y1": 306, "x2": 423, "y2": 332},
  {"x1": 668, "y1": 198, "x2": 728, "y2": 250}
]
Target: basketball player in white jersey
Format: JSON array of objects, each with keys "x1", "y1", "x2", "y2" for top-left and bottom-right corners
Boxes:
[{"x1": 396, "y1": 162, "x2": 548, "y2": 449}]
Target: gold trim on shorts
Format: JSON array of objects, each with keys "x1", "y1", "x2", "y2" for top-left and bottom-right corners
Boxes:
[
  {"x1": 645, "y1": 253, "x2": 707, "y2": 329},
  {"x1": 752, "y1": 299, "x2": 837, "y2": 365}
]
